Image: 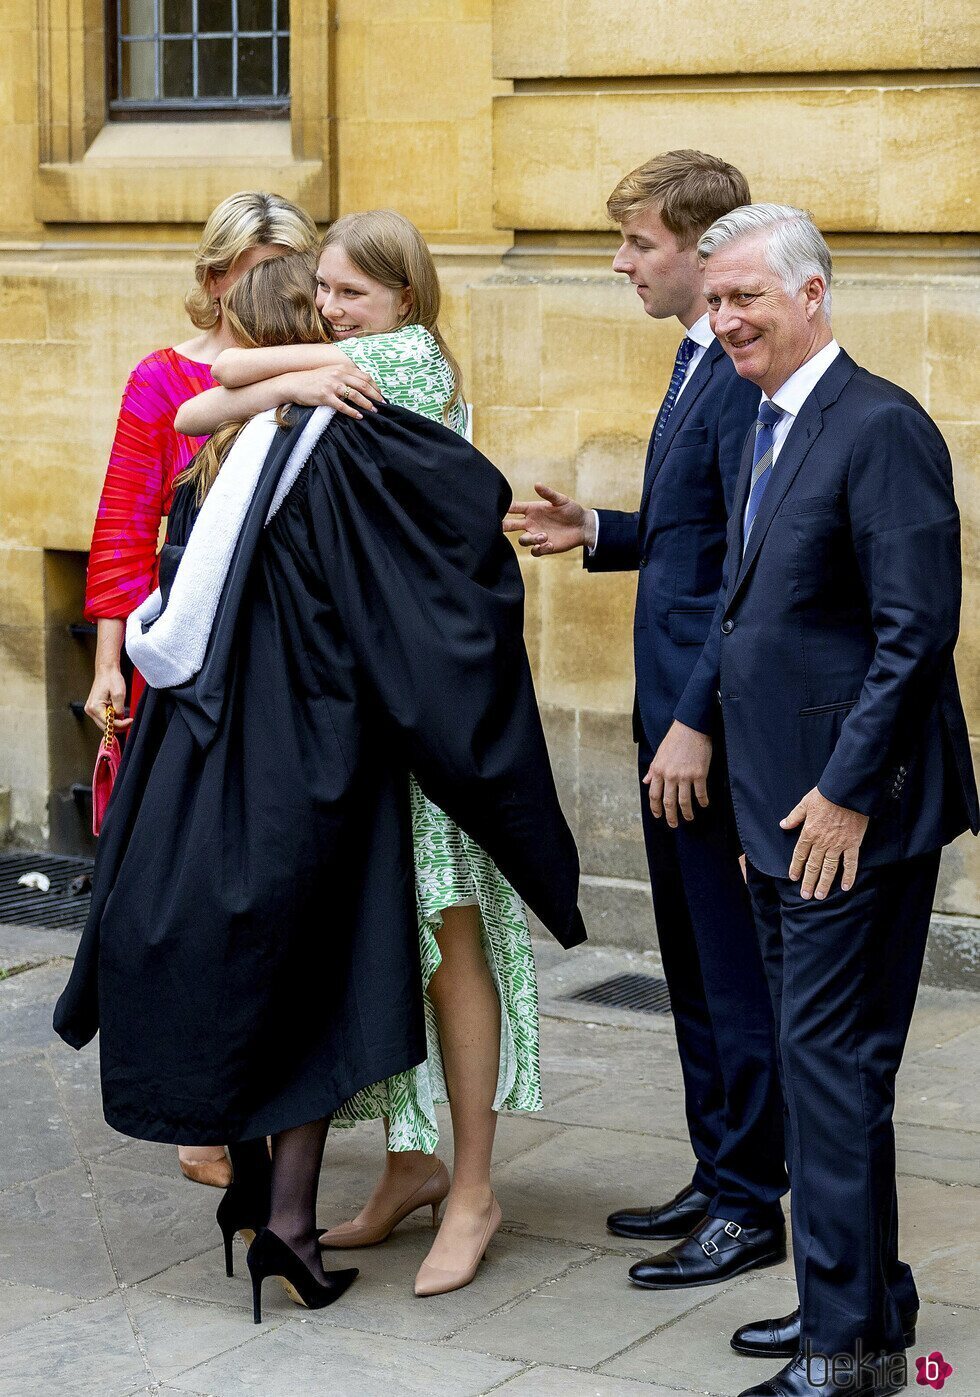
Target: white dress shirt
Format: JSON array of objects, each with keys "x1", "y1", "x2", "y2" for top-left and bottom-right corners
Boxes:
[
  {"x1": 763, "y1": 339, "x2": 841, "y2": 465},
  {"x1": 589, "y1": 313, "x2": 716, "y2": 552},
  {"x1": 742, "y1": 339, "x2": 841, "y2": 535}
]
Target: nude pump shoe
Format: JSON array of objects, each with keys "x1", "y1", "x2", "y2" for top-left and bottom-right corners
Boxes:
[
  {"x1": 319, "y1": 1159, "x2": 450, "y2": 1249},
  {"x1": 414, "y1": 1194, "x2": 502, "y2": 1297}
]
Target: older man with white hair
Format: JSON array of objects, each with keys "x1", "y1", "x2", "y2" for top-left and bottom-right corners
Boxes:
[{"x1": 693, "y1": 204, "x2": 978, "y2": 1396}]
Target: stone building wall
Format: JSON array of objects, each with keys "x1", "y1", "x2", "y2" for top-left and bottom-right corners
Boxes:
[{"x1": 0, "y1": 1, "x2": 976, "y2": 922}]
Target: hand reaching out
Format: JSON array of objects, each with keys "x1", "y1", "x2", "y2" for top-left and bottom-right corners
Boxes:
[{"x1": 503, "y1": 484, "x2": 595, "y2": 556}]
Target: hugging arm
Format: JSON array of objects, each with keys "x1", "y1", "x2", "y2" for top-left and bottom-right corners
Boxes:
[
  {"x1": 174, "y1": 365, "x2": 384, "y2": 436},
  {"x1": 211, "y1": 343, "x2": 353, "y2": 387}
]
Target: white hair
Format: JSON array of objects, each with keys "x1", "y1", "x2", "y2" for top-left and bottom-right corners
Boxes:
[{"x1": 697, "y1": 203, "x2": 833, "y2": 314}]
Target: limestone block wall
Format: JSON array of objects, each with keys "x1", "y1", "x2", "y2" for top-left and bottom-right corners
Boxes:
[{"x1": 0, "y1": 0, "x2": 976, "y2": 920}]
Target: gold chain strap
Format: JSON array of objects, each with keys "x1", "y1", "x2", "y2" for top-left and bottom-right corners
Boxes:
[{"x1": 103, "y1": 703, "x2": 115, "y2": 750}]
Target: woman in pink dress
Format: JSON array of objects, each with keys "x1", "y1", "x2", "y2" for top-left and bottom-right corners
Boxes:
[{"x1": 82, "y1": 190, "x2": 375, "y2": 1187}]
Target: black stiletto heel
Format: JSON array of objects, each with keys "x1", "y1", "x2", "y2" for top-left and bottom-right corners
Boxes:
[
  {"x1": 216, "y1": 1178, "x2": 270, "y2": 1277},
  {"x1": 246, "y1": 1227, "x2": 358, "y2": 1324}
]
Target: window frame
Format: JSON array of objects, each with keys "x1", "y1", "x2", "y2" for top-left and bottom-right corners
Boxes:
[
  {"x1": 34, "y1": 0, "x2": 331, "y2": 225},
  {"x1": 106, "y1": 0, "x2": 291, "y2": 121}
]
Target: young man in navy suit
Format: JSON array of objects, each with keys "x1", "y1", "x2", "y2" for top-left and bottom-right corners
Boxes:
[
  {"x1": 505, "y1": 151, "x2": 788, "y2": 1288},
  {"x1": 695, "y1": 204, "x2": 978, "y2": 1396}
]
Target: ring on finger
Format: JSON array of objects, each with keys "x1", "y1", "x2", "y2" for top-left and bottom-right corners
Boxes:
[{"x1": 342, "y1": 386, "x2": 354, "y2": 402}]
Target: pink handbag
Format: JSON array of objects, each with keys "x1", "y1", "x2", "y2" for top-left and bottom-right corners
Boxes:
[{"x1": 92, "y1": 704, "x2": 122, "y2": 836}]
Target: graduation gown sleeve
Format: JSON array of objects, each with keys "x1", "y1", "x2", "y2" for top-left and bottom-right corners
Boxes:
[{"x1": 305, "y1": 405, "x2": 586, "y2": 950}]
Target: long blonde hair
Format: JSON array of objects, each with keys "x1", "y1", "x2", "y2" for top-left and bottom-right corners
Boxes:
[
  {"x1": 321, "y1": 210, "x2": 464, "y2": 423},
  {"x1": 179, "y1": 253, "x2": 328, "y2": 504},
  {"x1": 185, "y1": 191, "x2": 319, "y2": 330}
]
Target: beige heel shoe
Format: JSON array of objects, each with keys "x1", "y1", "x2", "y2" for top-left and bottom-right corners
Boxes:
[
  {"x1": 178, "y1": 1148, "x2": 233, "y2": 1190},
  {"x1": 319, "y1": 1159, "x2": 450, "y2": 1249},
  {"x1": 414, "y1": 1194, "x2": 502, "y2": 1297}
]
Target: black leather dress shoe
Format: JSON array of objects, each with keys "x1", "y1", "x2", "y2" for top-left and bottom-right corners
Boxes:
[
  {"x1": 628, "y1": 1214, "x2": 786, "y2": 1290},
  {"x1": 731, "y1": 1306, "x2": 918, "y2": 1358},
  {"x1": 606, "y1": 1184, "x2": 711, "y2": 1240},
  {"x1": 738, "y1": 1351, "x2": 908, "y2": 1396}
]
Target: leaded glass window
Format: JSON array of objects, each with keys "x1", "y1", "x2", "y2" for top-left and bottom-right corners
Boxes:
[{"x1": 110, "y1": 0, "x2": 290, "y2": 115}]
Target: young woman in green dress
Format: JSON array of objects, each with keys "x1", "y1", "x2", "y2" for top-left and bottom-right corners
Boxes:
[{"x1": 175, "y1": 210, "x2": 543, "y2": 1297}]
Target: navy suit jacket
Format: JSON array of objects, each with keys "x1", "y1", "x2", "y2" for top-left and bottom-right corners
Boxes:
[
  {"x1": 698, "y1": 348, "x2": 978, "y2": 877},
  {"x1": 586, "y1": 338, "x2": 760, "y2": 750}
]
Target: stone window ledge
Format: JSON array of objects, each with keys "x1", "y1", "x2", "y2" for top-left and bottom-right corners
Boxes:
[{"x1": 36, "y1": 121, "x2": 328, "y2": 225}]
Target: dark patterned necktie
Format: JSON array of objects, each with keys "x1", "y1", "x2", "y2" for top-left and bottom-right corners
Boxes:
[
  {"x1": 742, "y1": 400, "x2": 785, "y2": 553},
  {"x1": 652, "y1": 336, "x2": 697, "y2": 446}
]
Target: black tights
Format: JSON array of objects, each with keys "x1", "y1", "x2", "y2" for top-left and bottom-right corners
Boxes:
[{"x1": 230, "y1": 1119, "x2": 330, "y2": 1277}]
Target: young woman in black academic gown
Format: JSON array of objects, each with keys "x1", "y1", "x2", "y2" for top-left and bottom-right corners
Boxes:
[{"x1": 54, "y1": 253, "x2": 585, "y2": 1322}]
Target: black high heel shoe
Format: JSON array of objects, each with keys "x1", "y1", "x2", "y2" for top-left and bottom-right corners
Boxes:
[
  {"x1": 216, "y1": 1179, "x2": 270, "y2": 1278},
  {"x1": 246, "y1": 1227, "x2": 358, "y2": 1323}
]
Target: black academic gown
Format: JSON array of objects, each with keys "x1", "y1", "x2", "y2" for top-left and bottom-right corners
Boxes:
[{"x1": 54, "y1": 404, "x2": 586, "y2": 1145}]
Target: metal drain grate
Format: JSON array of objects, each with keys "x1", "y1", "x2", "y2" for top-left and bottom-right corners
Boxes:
[
  {"x1": 569, "y1": 971, "x2": 672, "y2": 1015},
  {"x1": 0, "y1": 851, "x2": 95, "y2": 931}
]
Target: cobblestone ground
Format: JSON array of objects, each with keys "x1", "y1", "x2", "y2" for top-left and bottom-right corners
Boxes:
[{"x1": 1, "y1": 925, "x2": 977, "y2": 1397}]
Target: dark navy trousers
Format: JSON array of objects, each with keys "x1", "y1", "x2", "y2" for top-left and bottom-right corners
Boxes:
[
  {"x1": 746, "y1": 851, "x2": 939, "y2": 1357},
  {"x1": 638, "y1": 740, "x2": 787, "y2": 1226}
]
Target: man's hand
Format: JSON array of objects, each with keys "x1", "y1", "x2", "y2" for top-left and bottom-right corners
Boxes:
[
  {"x1": 643, "y1": 721, "x2": 712, "y2": 827},
  {"x1": 781, "y1": 787, "x2": 869, "y2": 899},
  {"x1": 503, "y1": 484, "x2": 593, "y2": 556}
]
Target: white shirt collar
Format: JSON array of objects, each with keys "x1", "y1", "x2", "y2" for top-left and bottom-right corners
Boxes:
[
  {"x1": 684, "y1": 311, "x2": 714, "y2": 349},
  {"x1": 767, "y1": 339, "x2": 841, "y2": 418}
]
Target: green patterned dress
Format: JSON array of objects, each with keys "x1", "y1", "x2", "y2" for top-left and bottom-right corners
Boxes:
[{"x1": 331, "y1": 324, "x2": 542, "y2": 1152}]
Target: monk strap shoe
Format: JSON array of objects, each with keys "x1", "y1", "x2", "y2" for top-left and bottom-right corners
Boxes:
[
  {"x1": 628, "y1": 1214, "x2": 786, "y2": 1290},
  {"x1": 738, "y1": 1350, "x2": 908, "y2": 1396},
  {"x1": 732, "y1": 1307, "x2": 917, "y2": 1359},
  {"x1": 607, "y1": 1184, "x2": 711, "y2": 1241}
]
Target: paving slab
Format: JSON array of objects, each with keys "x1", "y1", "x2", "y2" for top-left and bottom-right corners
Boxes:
[
  {"x1": 0, "y1": 1278, "x2": 81, "y2": 1338},
  {"x1": 0, "y1": 1292, "x2": 149, "y2": 1397},
  {"x1": 90, "y1": 1162, "x2": 229, "y2": 1287},
  {"x1": 538, "y1": 1017, "x2": 678, "y2": 1080},
  {"x1": 0, "y1": 945, "x2": 974, "y2": 1397},
  {"x1": 903, "y1": 987, "x2": 980, "y2": 1052},
  {"x1": 895, "y1": 1122, "x2": 980, "y2": 1187},
  {"x1": 447, "y1": 1252, "x2": 709, "y2": 1368},
  {"x1": 492, "y1": 1368, "x2": 691, "y2": 1396},
  {"x1": 910, "y1": 1297, "x2": 980, "y2": 1374},
  {"x1": 492, "y1": 1123, "x2": 713, "y2": 1255},
  {"x1": 895, "y1": 1174, "x2": 980, "y2": 1305},
  {"x1": 166, "y1": 1322, "x2": 523, "y2": 1396},
  {"x1": 125, "y1": 1289, "x2": 288, "y2": 1384},
  {"x1": 894, "y1": 1061, "x2": 979, "y2": 1131},
  {"x1": 0, "y1": 1164, "x2": 117, "y2": 1300},
  {"x1": 912, "y1": 1022, "x2": 980, "y2": 1072},
  {"x1": 0, "y1": 1053, "x2": 78, "y2": 1190},
  {"x1": 0, "y1": 962, "x2": 68, "y2": 1064},
  {"x1": 598, "y1": 1272, "x2": 801, "y2": 1394},
  {"x1": 0, "y1": 923, "x2": 78, "y2": 973},
  {"x1": 535, "y1": 1079, "x2": 690, "y2": 1143},
  {"x1": 46, "y1": 1036, "x2": 131, "y2": 1158},
  {"x1": 145, "y1": 1224, "x2": 591, "y2": 1344}
]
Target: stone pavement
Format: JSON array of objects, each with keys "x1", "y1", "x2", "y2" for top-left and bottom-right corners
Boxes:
[{"x1": 1, "y1": 925, "x2": 977, "y2": 1397}]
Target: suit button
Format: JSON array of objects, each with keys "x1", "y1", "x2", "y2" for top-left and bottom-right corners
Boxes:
[
  {"x1": 721, "y1": 619, "x2": 734, "y2": 634},
  {"x1": 639, "y1": 557, "x2": 647, "y2": 567}
]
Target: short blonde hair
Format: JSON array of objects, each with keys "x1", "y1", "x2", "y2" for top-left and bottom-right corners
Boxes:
[
  {"x1": 185, "y1": 191, "x2": 319, "y2": 329},
  {"x1": 607, "y1": 151, "x2": 751, "y2": 248}
]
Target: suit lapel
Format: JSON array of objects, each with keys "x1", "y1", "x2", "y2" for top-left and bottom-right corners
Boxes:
[
  {"x1": 640, "y1": 340, "x2": 722, "y2": 516},
  {"x1": 727, "y1": 349, "x2": 859, "y2": 608}
]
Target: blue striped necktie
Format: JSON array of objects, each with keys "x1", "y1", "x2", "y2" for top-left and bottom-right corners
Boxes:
[
  {"x1": 742, "y1": 400, "x2": 784, "y2": 553},
  {"x1": 653, "y1": 336, "x2": 697, "y2": 446}
]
